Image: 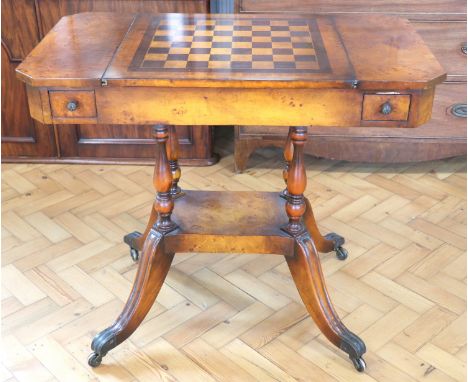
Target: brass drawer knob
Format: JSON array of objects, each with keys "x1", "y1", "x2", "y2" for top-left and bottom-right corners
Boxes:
[
  {"x1": 67, "y1": 100, "x2": 78, "y2": 112},
  {"x1": 451, "y1": 103, "x2": 467, "y2": 118},
  {"x1": 380, "y1": 101, "x2": 392, "y2": 115}
]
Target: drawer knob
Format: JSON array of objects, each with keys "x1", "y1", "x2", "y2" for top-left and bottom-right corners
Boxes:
[
  {"x1": 67, "y1": 100, "x2": 78, "y2": 112},
  {"x1": 451, "y1": 103, "x2": 467, "y2": 118},
  {"x1": 380, "y1": 101, "x2": 392, "y2": 115},
  {"x1": 461, "y1": 42, "x2": 467, "y2": 55}
]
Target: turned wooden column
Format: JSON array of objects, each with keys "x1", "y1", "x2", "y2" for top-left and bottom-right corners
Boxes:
[
  {"x1": 167, "y1": 126, "x2": 183, "y2": 197},
  {"x1": 153, "y1": 125, "x2": 178, "y2": 234},
  {"x1": 282, "y1": 127, "x2": 294, "y2": 197},
  {"x1": 282, "y1": 126, "x2": 307, "y2": 236}
]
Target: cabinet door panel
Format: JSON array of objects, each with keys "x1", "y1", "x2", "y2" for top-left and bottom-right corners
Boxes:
[
  {"x1": 1, "y1": 0, "x2": 40, "y2": 59},
  {"x1": 1, "y1": 1, "x2": 56, "y2": 158},
  {"x1": 56, "y1": 124, "x2": 214, "y2": 164},
  {"x1": 38, "y1": 0, "x2": 209, "y2": 35}
]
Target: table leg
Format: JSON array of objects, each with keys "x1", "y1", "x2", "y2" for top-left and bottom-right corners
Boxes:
[
  {"x1": 286, "y1": 233, "x2": 366, "y2": 372},
  {"x1": 88, "y1": 229, "x2": 174, "y2": 367},
  {"x1": 282, "y1": 126, "x2": 307, "y2": 236},
  {"x1": 167, "y1": 125, "x2": 183, "y2": 196},
  {"x1": 281, "y1": 126, "x2": 294, "y2": 198},
  {"x1": 281, "y1": 127, "x2": 348, "y2": 259},
  {"x1": 124, "y1": 125, "x2": 183, "y2": 261},
  {"x1": 89, "y1": 124, "x2": 179, "y2": 366},
  {"x1": 153, "y1": 125, "x2": 178, "y2": 233},
  {"x1": 282, "y1": 126, "x2": 366, "y2": 371}
]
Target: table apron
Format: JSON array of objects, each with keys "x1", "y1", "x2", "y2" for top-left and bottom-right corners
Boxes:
[{"x1": 95, "y1": 87, "x2": 363, "y2": 126}]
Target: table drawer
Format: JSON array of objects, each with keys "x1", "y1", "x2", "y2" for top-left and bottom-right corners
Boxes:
[
  {"x1": 362, "y1": 94, "x2": 411, "y2": 121},
  {"x1": 49, "y1": 90, "x2": 97, "y2": 118}
]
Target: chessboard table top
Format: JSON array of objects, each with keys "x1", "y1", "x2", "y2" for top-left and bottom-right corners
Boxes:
[{"x1": 17, "y1": 12, "x2": 445, "y2": 90}]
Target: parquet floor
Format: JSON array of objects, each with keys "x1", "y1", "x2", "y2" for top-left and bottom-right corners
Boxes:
[{"x1": 2, "y1": 132, "x2": 466, "y2": 382}]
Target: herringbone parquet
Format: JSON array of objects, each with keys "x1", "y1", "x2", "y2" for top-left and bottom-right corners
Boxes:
[{"x1": 2, "y1": 132, "x2": 466, "y2": 382}]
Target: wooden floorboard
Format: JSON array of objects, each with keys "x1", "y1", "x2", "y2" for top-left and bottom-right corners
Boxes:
[{"x1": 2, "y1": 135, "x2": 466, "y2": 381}]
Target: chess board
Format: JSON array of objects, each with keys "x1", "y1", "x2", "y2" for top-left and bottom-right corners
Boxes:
[{"x1": 129, "y1": 15, "x2": 331, "y2": 73}]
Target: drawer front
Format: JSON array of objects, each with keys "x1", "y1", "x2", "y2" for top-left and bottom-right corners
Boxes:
[
  {"x1": 413, "y1": 21, "x2": 467, "y2": 80},
  {"x1": 49, "y1": 90, "x2": 97, "y2": 118},
  {"x1": 362, "y1": 94, "x2": 411, "y2": 121}
]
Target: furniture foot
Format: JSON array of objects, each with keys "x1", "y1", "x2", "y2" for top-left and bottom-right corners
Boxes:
[
  {"x1": 286, "y1": 232, "x2": 366, "y2": 372},
  {"x1": 324, "y1": 232, "x2": 348, "y2": 260},
  {"x1": 303, "y1": 197, "x2": 348, "y2": 260},
  {"x1": 123, "y1": 231, "x2": 143, "y2": 262},
  {"x1": 89, "y1": 229, "x2": 174, "y2": 367}
]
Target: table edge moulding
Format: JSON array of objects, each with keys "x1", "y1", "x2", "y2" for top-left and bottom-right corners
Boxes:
[{"x1": 16, "y1": 11, "x2": 446, "y2": 373}]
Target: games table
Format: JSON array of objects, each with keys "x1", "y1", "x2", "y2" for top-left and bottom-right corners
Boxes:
[{"x1": 17, "y1": 12, "x2": 445, "y2": 372}]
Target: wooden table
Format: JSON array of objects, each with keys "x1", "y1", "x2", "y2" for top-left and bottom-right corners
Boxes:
[{"x1": 17, "y1": 12, "x2": 445, "y2": 373}]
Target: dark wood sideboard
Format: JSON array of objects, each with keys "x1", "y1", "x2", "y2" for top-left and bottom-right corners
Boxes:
[
  {"x1": 233, "y1": 0, "x2": 467, "y2": 170},
  {"x1": 2, "y1": 0, "x2": 217, "y2": 165}
]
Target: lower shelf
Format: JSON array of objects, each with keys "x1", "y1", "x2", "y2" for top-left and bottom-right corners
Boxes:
[{"x1": 165, "y1": 190, "x2": 294, "y2": 255}]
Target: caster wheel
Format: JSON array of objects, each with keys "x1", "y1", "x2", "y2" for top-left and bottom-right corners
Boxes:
[
  {"x1": 130, "y1": 248, "x2": 139, "y2": 262},
  {"x1": 335, "y1": 246, "x2": 348, "y2": 261},
  {"x1": 88, "y1": 352, "x2": 102, "y2": 368},
  {"x1": 351, "y1": 357, "x2": 366, "y2": 372}
]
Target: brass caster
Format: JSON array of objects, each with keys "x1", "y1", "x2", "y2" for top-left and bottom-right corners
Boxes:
[
  {"x1": 88, "y1": 352, "x2": 102, "y2": 368},
  {"x1": 336, "y1": 246, "x2": 348, "y2": 261},
  {"x1": 130, "y1": 247, "x2": 139, "y2": 262},
  {"x1": 351, "y1": 357, "x2": 366, "y2": 372},
  {"x1": 324, "y1": 232, "x2": 348, "y2": 261},
  {"x1": 124, "y1": 231, "x2": 141, "y2": 262}
]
